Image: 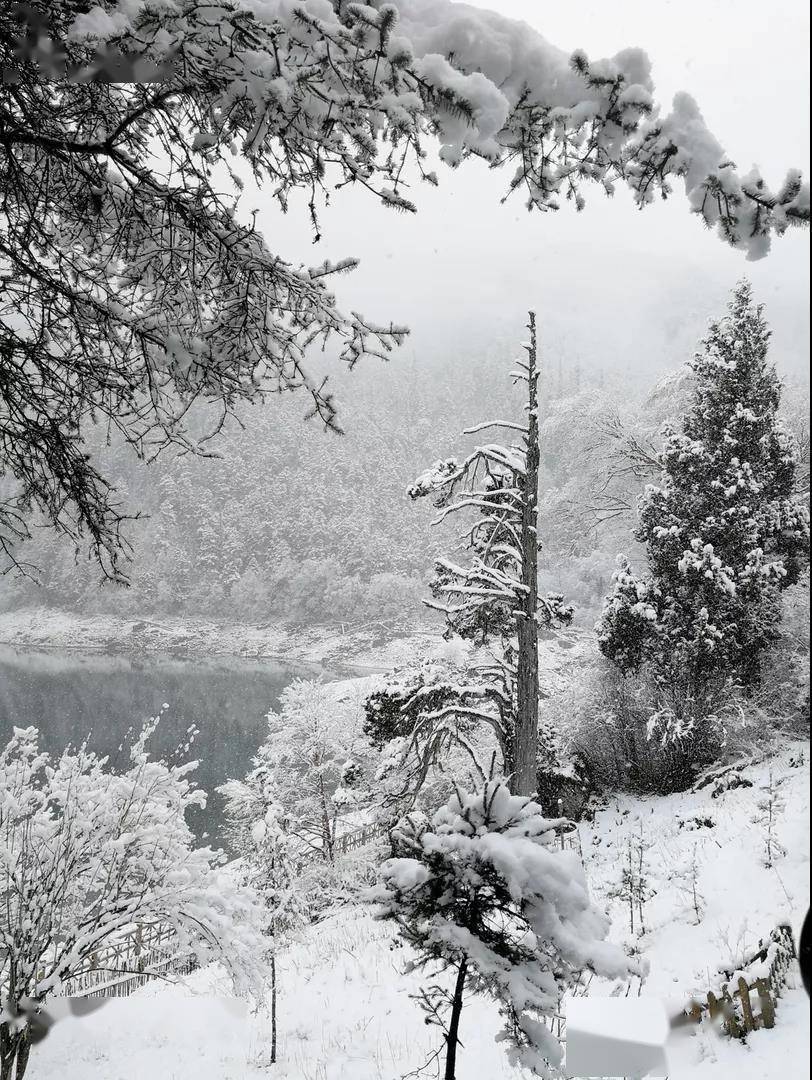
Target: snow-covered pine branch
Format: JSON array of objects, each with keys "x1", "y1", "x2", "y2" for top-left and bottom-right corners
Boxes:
[
  {"x1": 463, "y1": 420, "x2": 530, "y2": 436},
  {"x1": 373, "y1": 778, "x2": 641, "y2": 1078},
  {"x1": 364, "y1": 659, "x2": 510, "y2": 814}
]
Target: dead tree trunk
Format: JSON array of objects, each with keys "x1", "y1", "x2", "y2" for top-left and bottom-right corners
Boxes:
[{"x1": 513, "y1": 311, "x2": 540, "y2": 797}]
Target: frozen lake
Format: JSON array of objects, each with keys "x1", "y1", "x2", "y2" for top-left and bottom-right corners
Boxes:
[{"x1": 0, "y1": 645, "x2": 332, "y2": 851}]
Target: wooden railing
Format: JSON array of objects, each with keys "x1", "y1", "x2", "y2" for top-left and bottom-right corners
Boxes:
[
  {"x1": 687, "y1": 924, "x2": 797, "y2": 1037},
  {"x1": 335, "y1": 822, "x2": 385, "y2": 855},
  {"x1": 68, "y1": 922, "x2": 198, "y2": 1000},
  {"x1": 554, "y1": 821, "x2": 582, "y2": 858},
  {"x1": 72, "y1": 950, "x2": 198, "y2": 999},
  {"x1": 2, "y1": 922, "x2": 198, "y2": 1003}
]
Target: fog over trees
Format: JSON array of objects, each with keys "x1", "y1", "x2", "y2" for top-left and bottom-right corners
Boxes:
[{"x1": 2, "y1": 300, "x2": 807, "y2": 628}]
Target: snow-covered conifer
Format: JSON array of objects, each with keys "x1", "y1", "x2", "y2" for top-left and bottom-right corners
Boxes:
[
  {"x1": 618, "y1": 819, "x2": 655, "y2": 936},
  {"x1": 670, "y1": 841, "x2": 706, "y2": 925},
  {"x1": 374, "y1": 777, "x2": 639, "y2": 1078},
  {"x1": 752, "y1": 769, "x2": 787, "y2": 869},
  {"x1": 598, "y1": 282, "x2": 810, "y2": 749}
]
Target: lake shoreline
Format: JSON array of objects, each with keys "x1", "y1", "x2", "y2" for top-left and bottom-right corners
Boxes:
[{"x1": 0, "y1": 606, "x2": 439, "y2": 676}]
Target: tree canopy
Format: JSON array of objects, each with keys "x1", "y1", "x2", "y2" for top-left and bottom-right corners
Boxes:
[{"x1": 1, "y1": 0, "x2": 808, "y2": 580}]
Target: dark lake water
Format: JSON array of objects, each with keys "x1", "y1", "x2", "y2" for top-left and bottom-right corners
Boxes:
[{"x1": 0, "y1": 645, "x2": 333, "y2": 852}]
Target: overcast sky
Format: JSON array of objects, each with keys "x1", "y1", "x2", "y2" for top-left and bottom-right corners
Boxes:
[{"x1": 247, "y1": 0, "x2": 811, "y2": 385}]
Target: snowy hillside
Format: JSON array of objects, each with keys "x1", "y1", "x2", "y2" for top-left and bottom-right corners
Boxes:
[{"x1": 27, "y1": 742, "x2": 809, "y2": 1080}]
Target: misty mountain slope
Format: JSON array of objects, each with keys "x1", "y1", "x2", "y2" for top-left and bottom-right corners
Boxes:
[{"x1": 2, "y1": 343, "x2": 807, "y2": 632}]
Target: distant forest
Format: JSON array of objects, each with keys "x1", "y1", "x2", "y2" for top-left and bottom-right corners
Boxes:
[{"x1": 2, "y1": 337, "x2": 808, "y2": 629}]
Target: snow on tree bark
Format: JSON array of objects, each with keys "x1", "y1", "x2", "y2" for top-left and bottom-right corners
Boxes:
[
  {"x1": 394, "y1": 314, "x2": 572, "y2": 803},
  {"x1": 515, "y1": 314, "x2": 541, "y2": 797}
]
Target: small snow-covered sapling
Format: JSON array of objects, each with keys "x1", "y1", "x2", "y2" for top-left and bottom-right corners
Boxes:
[
  {"x1": 752, "y1": 770, "x2": 787, "y2": 869},
  {"x1": 374, "y1": 778, "x2": 639, "y2": 1079},
  {"x1": 672, "y1": 842, "x2": 705, "y2": 925},
  {"x1": 612, "y1": 818, "x2": 655, "y2": 935}
]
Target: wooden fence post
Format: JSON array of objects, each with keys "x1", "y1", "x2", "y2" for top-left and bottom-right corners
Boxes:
[
  {"x1": 706, "y1": 990, "x2": 721, "y2": 1026},
  {"x1": 737, "y1": 977, "x2": 757, "y2": 1033},
  {"x1": 720, "y1": 986, "x2": 743, "y2": 1038},
  {"x1": 755, "y1": 979, "x2": 775, "y2": 1029}
]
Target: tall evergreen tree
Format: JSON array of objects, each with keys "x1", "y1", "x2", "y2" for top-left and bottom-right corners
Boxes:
[{"x1": 598, "y1": 282, "x2": 810, "y2": 734}]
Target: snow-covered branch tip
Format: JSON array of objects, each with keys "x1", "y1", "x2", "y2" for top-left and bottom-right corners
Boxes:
[{"x1": 57, "y1": 0, "x2": 811, "y2": 260}]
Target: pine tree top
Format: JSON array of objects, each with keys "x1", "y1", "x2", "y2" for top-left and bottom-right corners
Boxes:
[{"x1": 685, "y1": 280, "x2": 780, "y2": 449}]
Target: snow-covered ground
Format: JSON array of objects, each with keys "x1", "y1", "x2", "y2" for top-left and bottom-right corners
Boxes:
[
  {"x1": 0, "y1": 606, "x2": 595, "y2": 678},
  {"x1": 581, "y1": 743, "x2": 810, "y2": 1000},
  {"x1": 582, "y1": 741, "x2": 810, "y2": 1079},
  {"x1": 0, "y1": 606, "x2": 438, "y2": 671},
  {"x1": 27, "y1": 742, "x2": 809, "y2": 1080}
]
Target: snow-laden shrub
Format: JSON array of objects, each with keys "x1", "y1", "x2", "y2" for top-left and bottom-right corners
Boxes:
[
  {"x1": 548, "y1": 661, "x2": 731, "y2": 794},
  {"x1": 557, "y1": 633, "x2": 807, "y2": 796},
  {"x1": 220, "y1": 679, "x2": 380, "y2": 916},
  {"x1": 373, "y1": 779, "x2": 640, "y2": 1078},
  {"x1": 744, "y1": 583, "x2": 810, "y2": 736},
  {"x1": 0, "y1": 724, "x2": 267, "y2": 1079}
]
